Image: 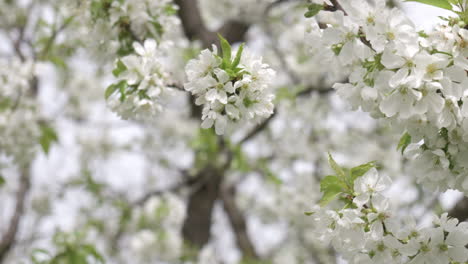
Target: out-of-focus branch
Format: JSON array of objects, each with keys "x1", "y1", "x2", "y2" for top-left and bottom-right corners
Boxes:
[
  {"x1": 239, "y1": 112, "x2": 276, "y2": 145},
  {"x1": 0, "y1": 168, "x2": 31, "y2": 262},
  {"x1": 132, "y1": 170, "x2": 193, "y2": 207},
  {"x1": 182, "y1": 167, "x2": 223, "y2": 248},
  {"x1": 263, "y1": 0, "x2": 301, "y2": 85},
  {"x1": 110, "y1": 170, "x2": 193, "y2": 251},
  {"x1": 221, "y1": 184, "x2": 260, "y2": 261},
  {"x1": 174, "y1": 0, "x2": 249, "y2": 48},
  {"x1": 40, "y1": 17, "x2": 74, "y2": 59},
  {"x1": 449, "y1": 197, "x2": 468, "y2": 222}
]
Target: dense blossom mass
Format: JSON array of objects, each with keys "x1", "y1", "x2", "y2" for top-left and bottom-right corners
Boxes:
[
  {"x1": 305, "y1": 0, "x2": 468, "y2": 194},
  {"x1": 106, "y1": 39, "x2": 174, "y2": 121},
  {"x1": 184, "y1": 43, "x2": 276, "y2": 135},
  {"x1": 0, "y1": 58, "x2": 40, "y2": 165},
  {"x1": 311, "y1": 166, "x2": 468, "y2": 264},
  {"x1": 3, "y1": 0, "x2": 468, "y2": 263}
]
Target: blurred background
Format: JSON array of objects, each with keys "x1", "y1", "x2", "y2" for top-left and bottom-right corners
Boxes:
[{"x1": 0, "y1": 0, "x2": 463, "y2": 263}]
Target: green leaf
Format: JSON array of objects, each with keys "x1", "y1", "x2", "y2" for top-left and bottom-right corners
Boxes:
[
  {"x1": 39, "y1": 124, "x2": 58, "y2": 155},
  {"x1": 350, "y1": 161, "x2": 376, "y2": 182},
  {"x1": 405, "y1": 0, "x2": 453, "y2": 10},
  {"x1": 0, "y1": 98, "x2": 12, "y2": 112},
  {"x1": 217, "y1": 33, "x2": 232, "y2": 67},
  {"x1": 105, "y1": 84, "x2": 118, "y2": 99},
  {"x1": 304, "y1": 3, "x2": 323, "y2": 18},
  {"x1": 232, "y1": 43, "x2": 245, "y2": 68},
  {"x1": 112, "y1": 59, "x2": 127, "y2": 77},
  {"x1": 0, "y1": 176, "x2": 4, "y2": 187},
  {"x1": 164, "y1": 4, "x2": 178, "y2": 15},
  {"x1": 304, "y1": 211, "x2": 314, "y2": 216},
  {"x1": 49, "y1": 56, "x2": 67, "y2": 69},
  {"x1": 328, "y1": 153, "x2": 345, "y2": 178},
  {"x1": 105, "y1": 80, "x2": 128, "y2": 100},
  {"x1": 81, "y1": 244, "x2": 105, "y2": 263},
  {"x1": 265, "y1": 169, "x2": 282, "y2": 186},
  {"x1": 397, "y1": 132, "x2": 412, "y2": 154},
  {"x1": 319, "y1": 175, "x2": 344, "y2": 206}
]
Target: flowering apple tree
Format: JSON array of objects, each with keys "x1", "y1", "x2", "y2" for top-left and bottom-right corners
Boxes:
[{"x1": 1, "y1": 0, "x2": 468, "y2": 263}]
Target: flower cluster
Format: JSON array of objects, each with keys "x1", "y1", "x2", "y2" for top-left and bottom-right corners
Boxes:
[
  {"x1": 184, "y1": 37, "x2": 275, "y2": 135},
  {"x1": 0, "y1": 58, "x2": 40, "y2": 164},
  {"x1": 87, "y1": 0, "x2": 180, "y2": 56},
  {"x1": 310, "y1": 160, "x2": 468, "y2": 264},
  {"x1": 305, "y1": 0, "x2": 468, "y2": 193},
  {"x1": 106, "y1": 39, "x2": 174, "y2": 122}
]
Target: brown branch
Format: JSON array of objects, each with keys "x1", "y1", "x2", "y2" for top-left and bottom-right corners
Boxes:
[
  {"x1": 449, "y1": 196, "x2": 468, "y2": 222},
  {"x1": 221, "y1": 184, "x2": 260, "y2": 261},
  {"x1": 182, "y1": 167, "x2": 223, "y2": 248},
  {"x1": 174, "y1": 0, "x2": 249, "y2": 48},
  {"x1": 326, "y1": 0, "x2": 347, "y2": 15},
  {"x1": 0, "y1": 168, "x2": 31, "y2": 262}
]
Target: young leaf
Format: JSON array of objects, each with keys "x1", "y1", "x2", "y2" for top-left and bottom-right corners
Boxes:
[
  {"x1": 81, "y1": 244, "x2": 105, "y2": 263},
  {"x1": 105, "y1": 84, "x2": 117, "y2": 99},
  {"x1": 328, "y1": 153, "x2": 345, "y2": 178},
  {"x1": 319, "y1": 175, "x2": 344, "y2": 206},
  {"x1": 232, "y1": 43, "x2": 245, "y2": 68},
  {"x1": 304, "y1": 211, "x2": 315, "y2": 216},
  {"x1": 350, "y1": 161, "x2": 376, "y2": 182},
  {"x1": 266, "y1": 170, "x2": 282, "y2": 186},
  {"x1": 217, "y1": 33, "x2": 232, "y2": 67},
  {"x1": 397, "y1": 132, "x2": 412, "y2": 154},
  {"x1": 304, "y1": 3, "x2": 323, "y2": 18},
  {"x1": 39, "y1": 124, "x2": 58, "y2": 155},
  {"x1": 112, "y1": 59, "x2": 127, "y2": 77},
  {"x1": 405, "y1": 0, "x2": 453, "y2": 10}
]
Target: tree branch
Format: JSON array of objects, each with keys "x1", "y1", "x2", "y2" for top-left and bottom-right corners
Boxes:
[
  {"x1": 221, "y1": 184, "x2": 260, "y2": 261},
  {"x1": 182, "y1": 167, "x2": 223, "y2": 248},
  {"x1": 132, "y1": 170, "x2": 193, "y2": 207},
  {"x1": 449, "y1": 197, "x2": 468, "y2": 222},
  {"x1": 0, "y1": 168, "x2": 31, "y2": 262},
  {"x1": 174, "y1": 0, "x2": 249, "y2": 48}
]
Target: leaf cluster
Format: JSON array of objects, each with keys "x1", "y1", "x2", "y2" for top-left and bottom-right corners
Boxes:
[
  {"x1": 31, "y1": 232, "x2": 105, "y2": 264},
  {"x1": 217, "y1": 34, "x2": 247, "y2": 79},
  {"x1": 406, "y1": 0, "x2": 468, "y2": 24},
  {"x1": 318, "y1": 154, "x2": 376, "y2": 206}
]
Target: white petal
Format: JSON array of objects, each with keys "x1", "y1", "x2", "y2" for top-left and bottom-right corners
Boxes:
[
  {"x1": 205, "y1": 89, "x2": 218, "y2": 102},
  {"x1": 215, "y1": 116, "x2": 227, "y2": 135},
  {"x1": 201, "y1": 118, "x2": 214, "y2": 129},
  {"x1": 133, "y1": 42, "x2": 145, "y2": 56}
]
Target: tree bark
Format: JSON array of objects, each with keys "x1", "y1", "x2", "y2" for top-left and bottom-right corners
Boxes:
[
  {"x1": 0, "y1": 168, "x2": 31, "y2": 262},
  {"x1": 174, "y1": 0, "x2": 249, "y2": 48},
  {"x1": 182, "y1": 167, "x2": 222, "y2": 248},
  {"x1": 449, "y1": 197, "x2": 468, "y2": 222}
]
